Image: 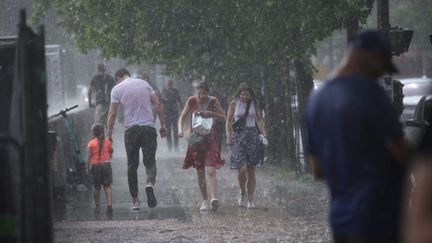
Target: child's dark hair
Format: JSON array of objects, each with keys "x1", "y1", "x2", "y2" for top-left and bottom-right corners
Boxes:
[{"x1": 91, "y1": 123, "x2": 105, "y2": 158}]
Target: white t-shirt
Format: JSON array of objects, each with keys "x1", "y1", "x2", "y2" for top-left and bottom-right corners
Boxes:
[{"x1": 111, "y1": 77, "x2": 156, "y2": 129}]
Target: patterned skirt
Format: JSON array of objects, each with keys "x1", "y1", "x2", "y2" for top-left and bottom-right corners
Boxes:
[{"x1": 230, "y1": 127, "x2": 264, "y2": 169}]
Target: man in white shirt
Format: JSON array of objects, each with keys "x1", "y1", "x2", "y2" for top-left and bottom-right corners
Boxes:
[{"x1": 107, "y1": 68, "x2": 167, "y2": 210}]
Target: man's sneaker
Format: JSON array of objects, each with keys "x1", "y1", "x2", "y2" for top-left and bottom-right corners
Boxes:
[
  {"x1": 200, "y1": 200, "x2": 210, "y2": 211},
  {"x1": 238, "y1": 194, "x2": 247, "y2": 208},
  {"x1": 146, "y1": 185, "x2": 157, "y2": 208},
  {"x1": 211, "y1": 199, "x2": 220, "y2": 211},
  {"x1": 131, "y1": 200, "x2": 140, "y2": 210},
  {"x1": 247, "y1": 201, "x2": 256, "y2": 209}
]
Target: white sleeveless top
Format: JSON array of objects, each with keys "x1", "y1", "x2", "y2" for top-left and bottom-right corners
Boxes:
[{"x1": 234, "y1": 99, "x2": 256, "y2": 128}]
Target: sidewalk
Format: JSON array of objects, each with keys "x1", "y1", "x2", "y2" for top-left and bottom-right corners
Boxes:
[{"x1": 54, "y1": 131, "x2": 331, "y2": 242}]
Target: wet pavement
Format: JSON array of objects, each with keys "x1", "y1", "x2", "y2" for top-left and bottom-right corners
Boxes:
[{"x1": 54, "y1": 131, "x2": 331, "y2": 242}]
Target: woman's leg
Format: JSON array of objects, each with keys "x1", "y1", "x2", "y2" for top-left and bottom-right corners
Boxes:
[
  {"x1": 196, "y1": 168, "x2": 208, "y2": 200},
  {"x1": 207, "y1": 167, "x2": 218, "y2": 200},
  {"x1": 238, "y1": 165, "x2": 247, "y2": 196},
  {"x1": 246, "y1": 166, "x2": 256, "y2": 201},
  {"x1": 103, "y1": 185, "x2": 113, "y2": 207}
]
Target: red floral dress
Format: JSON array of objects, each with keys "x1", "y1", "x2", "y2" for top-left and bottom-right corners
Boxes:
[{"x1": 183, "y1": 96, "x2": 225, "y2": 169}]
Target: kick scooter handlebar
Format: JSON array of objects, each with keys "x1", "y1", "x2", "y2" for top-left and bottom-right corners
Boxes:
[{"x1": 48, "y1": 105, "x2": 79, "y2": 119}]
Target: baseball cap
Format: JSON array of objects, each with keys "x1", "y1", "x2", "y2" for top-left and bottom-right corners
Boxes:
[{"x1": 350, "y1": 30, "x2": 398, "y2": 74}]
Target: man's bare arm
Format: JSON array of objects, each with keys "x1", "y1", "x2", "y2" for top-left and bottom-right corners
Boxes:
[
  {"x1": 176, "y1": 91, "x2": 183, "y2": 107},
  {"x1": 151, "y1": 94, "x2": 166, "y2": 127},
  {"x1": 107, "y1": 102, "x2": 119, "y2": 140},
  {"x1": 151, "y1": 94, "x2": 168, "y2": 138},
  {"x1": 88, "y1": 84, "x2": 94, "y2": 107},
  {"x1": 308, "y1": 155, "x2": 324, "y2": 179},
  {"x1": 388, "y1": 138, "x2": 412, "y2": 165}
]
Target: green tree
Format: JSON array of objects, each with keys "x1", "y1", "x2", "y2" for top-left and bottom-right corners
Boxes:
[{"x1": 33, "y1": 0, "x2": 374, "y2": 169}]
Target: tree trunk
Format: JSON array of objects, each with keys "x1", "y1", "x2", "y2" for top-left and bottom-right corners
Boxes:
[
  {"x1": 265, "y1": 68, "x2": 295, "y2": 165},
  {"x1": 293, "y1": 59, "x2": 314, "y2": 173},
  {"x1": 284, "y1": 71, "x2": 298, "y2": 171},
  {"x1": 346, "y1": 16, "x2": 359, "y2": 43}
]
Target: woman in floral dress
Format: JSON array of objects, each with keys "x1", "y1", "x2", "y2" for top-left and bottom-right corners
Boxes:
[{"x1": 178, "y1": 81, "x2": 226, "y2": 211}]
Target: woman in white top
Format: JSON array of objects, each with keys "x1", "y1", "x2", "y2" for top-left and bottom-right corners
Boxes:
[{"x1": 226, "y1": 83, "x2": 267, "y2": 209}]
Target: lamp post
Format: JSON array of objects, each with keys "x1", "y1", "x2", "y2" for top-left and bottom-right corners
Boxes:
[
  {"x1": 377, "y1": 0, "x2": 390, "y2": 35},
  {"x1": 377, "y1": 0, "x2": 394, "y2": 102},
  {"x1": 376, "y1": 0, "x2": 413, "y2": 116}
]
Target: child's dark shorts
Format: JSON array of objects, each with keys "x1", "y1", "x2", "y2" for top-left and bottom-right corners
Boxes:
[{"x1": 91, "y1": 163, "x2": 112, "y2": 189}]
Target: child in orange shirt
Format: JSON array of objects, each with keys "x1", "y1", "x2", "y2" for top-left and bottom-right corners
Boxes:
[{"x1": 87, "y1": 123, "x2": 113, "y2": 213}]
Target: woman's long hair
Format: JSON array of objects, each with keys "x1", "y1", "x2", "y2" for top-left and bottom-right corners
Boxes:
[
  {"x1": 233, "y1": 83, "x2": 263, "y2": 115},
  {"x1": 235, "y1": 82, "x2": 257, "y2": 100},
  {"x1": 91, "y1": 123, "x2": 105, "y2": 159}
]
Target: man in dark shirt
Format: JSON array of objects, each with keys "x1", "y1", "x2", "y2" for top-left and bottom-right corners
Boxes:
[
  {"x1": 161, "y1": 79, "x2": 182, "y2": 151},
  {"x1": 88, "y1": 64, "x2": 116, "y2": 125},
  {"x1": 305, "y1": 30, "x2": 410, "y2": 242}
]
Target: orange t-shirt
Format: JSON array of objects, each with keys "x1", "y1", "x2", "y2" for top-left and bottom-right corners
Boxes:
[{"x1": 87, "y1": 138, "x2": 112, "y2": 164}]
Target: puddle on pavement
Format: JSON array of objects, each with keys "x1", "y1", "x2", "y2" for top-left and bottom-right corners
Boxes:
[{"x1": 54, "y1": 188, "x2": 192, "y2": 222}]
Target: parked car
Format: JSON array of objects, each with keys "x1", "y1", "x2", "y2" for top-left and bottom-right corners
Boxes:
[
  {"x1": 405, "y1": 95, "x2": 432, "y2": 146},
  {"x1": 401, "y1": 77, "x2": 432, "y2": 121}
]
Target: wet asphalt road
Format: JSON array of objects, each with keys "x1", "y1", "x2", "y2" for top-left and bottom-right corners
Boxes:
[{"x1": 53, "y1": 132, "x2": 331, "y2": 242}]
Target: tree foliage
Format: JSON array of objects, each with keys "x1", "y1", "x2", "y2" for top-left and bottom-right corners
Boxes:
[
  {"x1": 33, "y1": 0, "x2": 374, "y2": 166},
  {"x1": 33, "y1": 0, "x2": 373, "y2": 86}
]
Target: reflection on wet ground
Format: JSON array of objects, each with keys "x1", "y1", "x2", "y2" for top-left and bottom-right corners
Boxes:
[
  {"x1": 54, "y1": 184, "x2": 191, "y2": 222},
  {"x1": 61, "y1": 205, "x2": 190, "y2": 222},
  {"x1": 54, "y1": 137, "x2": 331, "y2": 242}
]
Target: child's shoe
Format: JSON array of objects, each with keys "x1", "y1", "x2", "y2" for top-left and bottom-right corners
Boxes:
[
  {"x1": 200, "y1": 200, "x2": 210, "y2": 211},
  {"x1": 247, "y1": 200, "x2": 256, "y2": 209},
  {"x1": 211, "y1": 199, "x2": 220, "y2": 211}
]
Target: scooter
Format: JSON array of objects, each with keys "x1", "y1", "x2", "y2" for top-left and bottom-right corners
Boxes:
[{"x1": 49, "y1": 105, "x2": 88, "y2": 191}]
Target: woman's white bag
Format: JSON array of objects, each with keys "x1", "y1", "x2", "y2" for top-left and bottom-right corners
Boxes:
[{"x1": 191, "y1": 112, "x2": 214, "y2": 135}]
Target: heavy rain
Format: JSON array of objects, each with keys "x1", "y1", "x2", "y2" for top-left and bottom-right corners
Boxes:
[{"x1": 1, "y1": 0, "x2": 432, "y2": 242}]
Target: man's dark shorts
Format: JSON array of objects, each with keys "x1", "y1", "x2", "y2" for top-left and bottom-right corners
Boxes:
[{"x1": 91, "y1": 163, "x2": 112, "y2": 189}]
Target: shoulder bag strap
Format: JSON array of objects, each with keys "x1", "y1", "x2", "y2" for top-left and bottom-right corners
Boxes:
[{"x1": 244, "y1": 100, "x2": 252, "y2": 118}]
